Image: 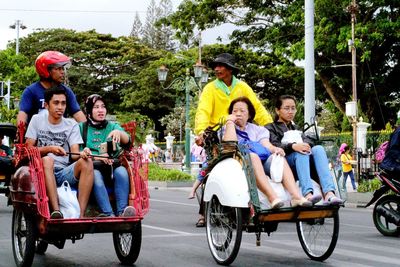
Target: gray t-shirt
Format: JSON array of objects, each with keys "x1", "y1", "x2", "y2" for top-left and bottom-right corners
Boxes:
[{"x1": 26, "y1": 112, "x2": 83, "y2": 168}]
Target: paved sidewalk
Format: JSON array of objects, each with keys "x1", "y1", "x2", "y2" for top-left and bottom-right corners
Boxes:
[{"x1": 149, "y1": 181, "x2": 374, "y2": 208}]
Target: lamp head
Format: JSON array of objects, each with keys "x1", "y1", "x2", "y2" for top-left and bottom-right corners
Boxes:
[{"x1": 157, "y1": 65, "x2": 169, "y2": 83}]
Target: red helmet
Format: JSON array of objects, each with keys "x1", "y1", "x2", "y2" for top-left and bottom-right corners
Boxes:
[{"x1": 35, "y1": 51, "x2": 71, "y2": 78}]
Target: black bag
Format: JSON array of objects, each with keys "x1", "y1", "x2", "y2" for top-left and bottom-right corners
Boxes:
[{"x1": 93, "y1": 159, "x2": 121, "y2": 180}]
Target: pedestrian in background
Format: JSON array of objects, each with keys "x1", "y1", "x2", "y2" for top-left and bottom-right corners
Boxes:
[{"x1": 340, "y1": 144, "x2": 357, "y2": 191}]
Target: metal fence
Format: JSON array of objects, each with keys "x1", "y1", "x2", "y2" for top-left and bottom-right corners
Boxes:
[{"x1": 317, "y1": 130, "x2": 392, "y2": 182}]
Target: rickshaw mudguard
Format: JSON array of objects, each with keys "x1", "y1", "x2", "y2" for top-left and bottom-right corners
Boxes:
[{"x1": 204, "y1": 158, "x2": 250, "y2": 208}]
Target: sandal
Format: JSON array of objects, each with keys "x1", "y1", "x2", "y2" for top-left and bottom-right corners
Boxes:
[{"x1": 195, "y1": 218, "x2": 205, "y2": 227}]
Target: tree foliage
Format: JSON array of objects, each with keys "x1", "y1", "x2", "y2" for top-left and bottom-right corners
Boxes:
[
  {"x1": 141, "y1": 0, "x2": 175, "y2": 51},
  {"x1": 166, "y1": 0, "x2": 400, "y2": 130},
  {"x1": 130, "y1": 12, "x2": 143, "y2": 39}
]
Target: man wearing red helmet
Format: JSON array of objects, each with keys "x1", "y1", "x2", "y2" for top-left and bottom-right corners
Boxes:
[{"x1": 17, "y1": 51, "x2": 86, "y2": 125}]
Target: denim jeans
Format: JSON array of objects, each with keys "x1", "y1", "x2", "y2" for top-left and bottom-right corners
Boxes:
[
  {"x1": 286, "y1": 145, "x2": 336, "y2": 196},
  {"x1": 93, "y1": 166, "x2": 129, "y2": 216},
  {"x1": 343, "y1": 170, "x2": 356, "y2": 190},
  {"x1": 54, "y1": 162, "x2": 78, "y2": 187}
]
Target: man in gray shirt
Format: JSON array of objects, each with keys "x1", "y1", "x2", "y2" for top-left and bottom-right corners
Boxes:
[{"x1": 26, "y1": 86, "x2": 94, "y2": 218}]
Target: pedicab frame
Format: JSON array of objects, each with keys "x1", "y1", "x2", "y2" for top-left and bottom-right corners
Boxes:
[
  {"x1": 9, "y1": 121, "x2": 149, "y2": 267},
  {"x1": 0, "y1": 123, "x2": 16, "y2": 195},
  {"x1": 201, "y1": 123, "x2": 341, "y2": 265}
]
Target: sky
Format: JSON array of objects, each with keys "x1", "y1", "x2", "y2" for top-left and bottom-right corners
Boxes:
[{"x1": 0, "y1": 0, "x2": 231, "y2": 51}]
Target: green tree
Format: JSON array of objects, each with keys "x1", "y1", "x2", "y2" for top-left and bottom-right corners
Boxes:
[
  {"x1": 165, "y1": 0, "x2": 400, "y2": 130},
  {"x1": 0, "y1": 48, "x2": 36, "y2": 99},
  {"x1": 130, "y1": 12, "x2": 143, "y2": 39},
  {"x1": 9, "y1": 28, "x2": 163, "y2": 113},
  {"x1": 142, "y1": 0, "x2": 175, "y2": 51}
]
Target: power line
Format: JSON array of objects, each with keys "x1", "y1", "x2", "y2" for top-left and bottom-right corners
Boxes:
[{"x1": 0, "y1": 8, "x2": 146, "y2": 14}]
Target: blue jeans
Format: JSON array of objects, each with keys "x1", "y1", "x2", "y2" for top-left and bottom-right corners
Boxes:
[
  {"x1": 93, "y1": 166, "x2": 129, "y2": 216},
  {"x1": 286, "y1": 145, "x2": 336, "y2": 196},
  {"x1": 55, "y1": 162, "x2": 79, "y2": 187},
  {"x1": 343, "y1": 170, "x2": 356, "y2": 190}
]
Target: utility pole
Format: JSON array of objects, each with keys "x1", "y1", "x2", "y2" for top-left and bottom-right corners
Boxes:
[
  {"x1": 348, "y1": 0, "x2": 358, "y2": 150},
  {"x1": 304, "y1": 0, "x2": 315, "y2": 125}
]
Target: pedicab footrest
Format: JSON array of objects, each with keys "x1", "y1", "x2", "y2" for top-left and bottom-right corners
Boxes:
[
  {"x1": 45, "y1": 217, "x2": 142, "y2": 235},
  {"x1": 257, "y1": 206, "x2": 339, "y2": 222}
]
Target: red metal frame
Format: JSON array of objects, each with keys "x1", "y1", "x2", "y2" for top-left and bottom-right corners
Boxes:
[
  {"x1": 122, "y1": 121, "x2": 149, "y2": 217},
  {"x1": 11, "y1": 121, "x2": 149, "y2": 234}
]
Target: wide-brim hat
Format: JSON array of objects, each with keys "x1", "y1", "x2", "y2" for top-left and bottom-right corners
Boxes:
[{"x1": 210, "y1": 53, "x2": 239, "y2": 71}]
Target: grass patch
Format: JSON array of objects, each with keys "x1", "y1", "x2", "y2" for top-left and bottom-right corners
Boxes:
[
  {"x1": 148, "y1": 163, "x2": 193, "y2": 181},
  {"x1": 358, "y1": 178, "x2": 381, "y2": 192}
]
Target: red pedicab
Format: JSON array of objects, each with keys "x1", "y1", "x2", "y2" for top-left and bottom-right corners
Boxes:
[{"x1": 9, "y1": 121, "x2": 149, "y2": 267}]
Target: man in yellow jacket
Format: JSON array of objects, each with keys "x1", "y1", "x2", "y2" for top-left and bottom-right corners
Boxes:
[
  {"x1": 192, "y1": 53, "x2": 273, "y2": 227},
  {"x1": 195, "y1": 53, "x2": 273, "y2": 138}
]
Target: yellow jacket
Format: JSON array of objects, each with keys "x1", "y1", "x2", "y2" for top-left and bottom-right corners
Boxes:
[
  {"x1": 195, "y1": 79, "x2": 273, "y2": 134},
  {"x1": 341, "y1": 153, "x2": 353, "y2": 172}
]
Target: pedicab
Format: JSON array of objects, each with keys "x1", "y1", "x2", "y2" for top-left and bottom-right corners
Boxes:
[
  {"x1": 200, "y1": 122, "x2": 341, "y2": 265},
  {"x1": 0, "y1": 122, "x2": 16, "y2": 195},
  {"x1": 9, "y1": 121, "x2": 149, "y2": 267}
]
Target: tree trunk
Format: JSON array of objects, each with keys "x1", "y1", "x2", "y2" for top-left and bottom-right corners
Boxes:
[{"x1": 318, "y1": 71, "x2": 345, "y2": 114}]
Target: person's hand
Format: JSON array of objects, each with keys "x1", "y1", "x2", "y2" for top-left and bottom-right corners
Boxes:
[
  {"x1": 226, "y1": 114, "x2": 237, "y2": 124},
  {"x1": 51, "y1": 146, "x2": 66, "y2": 156},
  {"x1": 292, "y1": 143, "x2": 311, "y2": 154},
  {"x1": 272, "y1": 146, "x2": 285, "y2": 156},
  {"x1": 99, "y1": 153, "x2": 114, "y2": 165},
  {"x1": 80, "y1": 147, "x2": 92, "y2": 159},
  {"x1": 195, "y1": 134, "x2": 204, "y2": 146},
  {"x1": 108, "y1": 130, "x2": 121, "y2": 143}
]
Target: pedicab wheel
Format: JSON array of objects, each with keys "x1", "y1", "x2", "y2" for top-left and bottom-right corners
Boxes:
[
  {"x1": 296, "y1": 210, "x2": 339, "y2": 261},
  {"x1": 113, "y1": 221, "x2": 142, "y2": 265},
  {"x1": 206, "y1": 196, "x2": 242, "y2": 266},
  {"x1": 373, "y1": 195, "x2": 400, "y2": 237},
  {"x1": 12, "y1": 209, "x2": 37, "y2": 267},
  {"x1": 35, "y1": 240, "x2": 48, "y2": 255}
]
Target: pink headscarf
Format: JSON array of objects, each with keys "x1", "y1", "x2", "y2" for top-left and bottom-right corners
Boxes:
[{"x1": 338, "y1": 143, "x2": 348, "y2": 156}]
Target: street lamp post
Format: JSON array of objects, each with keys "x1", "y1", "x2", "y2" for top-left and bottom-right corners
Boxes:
[
  {"x1": 9, "y1": 20, "x2": 27, "y2": 55},
  {"x1": 157, "y1": 63, "x2": 208, "y2": 173}
]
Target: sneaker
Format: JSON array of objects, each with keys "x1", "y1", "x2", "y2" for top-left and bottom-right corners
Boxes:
[
  {"x1": 307, "y1": 194, "x2": 323, "y2": 205},
  {"x1": 50, "y1": 210, "x2": 63, "y2": 219},
  {"x1": 270, "y1": 198, "x2": 284, "y2": 209},
  {"x1": 324, "y1": 196, "x2": 344, "y2": 206},
  {"x1": 121, "y1": 206, "x2": 136, "y2": 217},
  {"x1": 291, "y1": 197, "x2": 313, "y2": 207}
]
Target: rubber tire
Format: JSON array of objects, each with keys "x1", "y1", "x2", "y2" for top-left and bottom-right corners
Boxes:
[
  {"x1": 373, "y1": 195, "x2": 400, "y2": 237},
  {"x1": 35, "y1": 240, "x2": 49, "y2": 255},
  {"x1": 206, "y1": 196, "x2": 243, "y2": 266},
  {"x1": 12, "y1": 209, "x2": 37, "y2": 267},
  {"x1": 296, "y1": 210, "x2": 339, "y2": 261},
  {"x1": 113, "y1": 221, "x2": 142, "y2": 265}
]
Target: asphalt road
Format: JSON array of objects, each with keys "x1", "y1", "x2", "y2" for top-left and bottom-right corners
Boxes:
[{"x1": 0, "y1": 188, "x2": 399, "y2": 267}]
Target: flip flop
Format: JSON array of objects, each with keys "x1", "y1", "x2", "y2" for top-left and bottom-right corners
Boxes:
[{"x1": 195, "y1": 218, "x2": 205, "y2": 227}]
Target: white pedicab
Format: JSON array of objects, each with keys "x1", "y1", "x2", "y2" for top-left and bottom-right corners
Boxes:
[{"x1": 201, "y1": 133, "x2": 340, "y2": 266}]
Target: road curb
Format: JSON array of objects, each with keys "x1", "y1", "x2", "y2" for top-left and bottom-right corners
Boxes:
[{"x1": 148, "y1": 181, "x2": 193, "y2": 188}]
